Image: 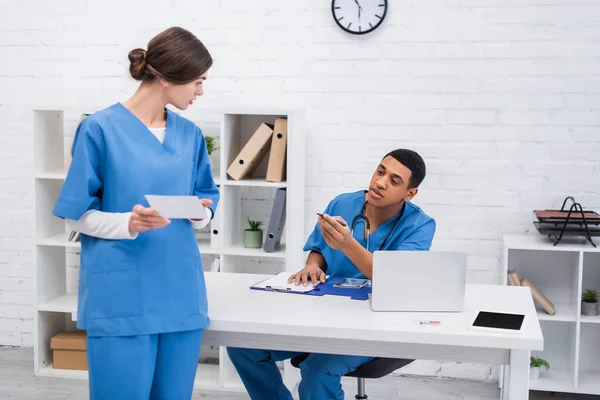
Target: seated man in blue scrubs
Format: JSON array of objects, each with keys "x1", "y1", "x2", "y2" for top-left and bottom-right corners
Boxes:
[{"x1": 227, "y1": 148, "x2": 436, "y2": 400}]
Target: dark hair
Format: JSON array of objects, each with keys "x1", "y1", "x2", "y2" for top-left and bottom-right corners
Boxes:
[
  {"x1": 383, "y1": 149, "x2": 426, "y2": 189},
  {"x1": 128, "y1": 27, "x2": 213, "y2": 84}
]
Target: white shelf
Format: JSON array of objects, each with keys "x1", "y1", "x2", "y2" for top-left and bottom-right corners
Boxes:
[
  {"x1": 222, "y1": 178, "x2": 286, "y2": 188},
  {"x1": 503, "y1": 234, "x2": 600, "y2": 396},
  {"x1": 537, "y1": 303, "x2": 577, "y2": 322},
  {"x1": 36, "y1": 363, "x2": 230, "y2": 392},
  {"x1": 529, "y1": 369, "x2": 574, "y2": 392},
  {"x1": 198, "y1": 240, "x2": 219, "y2": 255},
  {"x1": 38, "y1": 293, "x2": 77, "y2": 314},
  {"x1": 503, "y1": 234, "x2": 600, "y2": 253},
  {"x1": 36, "y1": 234, "x2": 219, "y2": 255},
  {"x1": 580, "y1": 315, "x2": 600, "y2": 324},
  {"x1": 37, "y1": 233, "x2": 80, "y2": 248},
  {"x1": 576, "y1": 371, "x2": 600, "y2": 395},
  {"x1": 35, "y1": 171, "x2": 67, "y2": 180},
  {"x1": 36, "y1": 363, "x2": 88, "y2": 379},
  {"x1": 222, "y1": 242, "x2": 286, "y2": 259},
  {"x1": 33, "y1": 172, "x2": 223, "y2": 186}
]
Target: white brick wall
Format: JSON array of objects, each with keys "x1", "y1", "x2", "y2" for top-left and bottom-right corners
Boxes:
[{"x1": 2, "y1": 0, "x2": 600, "y2": 381}]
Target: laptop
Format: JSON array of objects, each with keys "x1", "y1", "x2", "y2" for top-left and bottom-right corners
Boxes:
[{"x1": 370, "y1": 251, "x2": 467, "y2": 312}]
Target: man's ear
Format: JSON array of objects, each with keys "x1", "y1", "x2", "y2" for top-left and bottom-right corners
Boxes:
[{"x1": 405, "y1": 187, "x2": 418, "y2": 201}]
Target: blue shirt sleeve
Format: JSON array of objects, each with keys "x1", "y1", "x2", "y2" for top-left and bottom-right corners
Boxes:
[
  {"x1": 394, "y1": 219, "x2": 436, "y2": 251},
  {"x1": 53, "y1": 118, "x2": 105, "y2": 220},
  {"x1": 193, "y1": 129, "x2": 220, "y2": 219}
]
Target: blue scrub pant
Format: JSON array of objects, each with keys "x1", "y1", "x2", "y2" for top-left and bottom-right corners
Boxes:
[
  {"x1": 226, "y1": 347, "x2": 373, "y2": 400},
  {"x1": 87, "y1": 329, "x2": 203, "y2": 400}
]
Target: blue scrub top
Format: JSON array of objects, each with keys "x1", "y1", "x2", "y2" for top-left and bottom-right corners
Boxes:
[
  {"x1": 303, "y1": 190, "x2": 436, "y2": 279},
  {"x1": 53, "y1": 103, "x2": 220, "y2": 337}
]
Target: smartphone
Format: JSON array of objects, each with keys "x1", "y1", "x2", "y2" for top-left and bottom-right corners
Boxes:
[{"x1": 334, "y1": 278, "x2": 369, "y2": 289}]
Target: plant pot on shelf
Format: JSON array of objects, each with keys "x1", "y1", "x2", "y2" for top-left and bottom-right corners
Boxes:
[
  {"x1": 243, "y1": 229, "x2": 263, "y2": 248},
  {"x1": 529, "y1": 357, "x2": 549, "y2": 380},
  {"x1": 243, "y1": 219, "x2": 264, "y2": 249},
  {"x1": 529, "y1": 367, "x2": 540, "y2": 380},
  {"x1": 581, "y1": 289, "x2": 598, "y2": 316},
  {"x1": 582, "y1": 301, "x2": 598, "y2": 316}
]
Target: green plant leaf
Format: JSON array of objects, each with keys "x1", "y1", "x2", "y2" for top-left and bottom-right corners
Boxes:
[
  {"x1": 205, "y1": 135, "x2": 218, "y2": 155},
  {"x1": 583, "y1": 289, "x2": 598, "y2": 303},
  {"x1": 247, "y1": 219, "x2": 263, "y2": 231},
  {"x1": 530, "y1": 357, "x2": 550, "y2": 370}
]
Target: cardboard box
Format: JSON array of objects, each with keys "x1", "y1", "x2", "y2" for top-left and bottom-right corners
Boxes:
[{"x1": 50, "y1": 331, "x2": 88, "y2": 371}]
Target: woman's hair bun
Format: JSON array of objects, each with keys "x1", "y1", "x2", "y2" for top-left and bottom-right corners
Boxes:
[{"x1": 128, "y1": 48, "x2": 147, "y2": 81}]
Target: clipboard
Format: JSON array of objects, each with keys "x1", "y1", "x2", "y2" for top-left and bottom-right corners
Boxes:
[
  {"x1": 250, "y1": 274, "x2": 371, "y2": 301},
  {"x1": 250, "y1": 272, "x2": 318, "y2": 293}
]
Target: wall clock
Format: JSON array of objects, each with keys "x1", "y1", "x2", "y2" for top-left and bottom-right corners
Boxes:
[{"x1": 331, "y1": 0, "x2": 388, "y2": 35}]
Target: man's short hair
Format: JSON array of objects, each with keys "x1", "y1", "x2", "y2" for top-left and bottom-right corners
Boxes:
[{"x1": 383, "y1": 149, "x2": 426, "y2": 189}]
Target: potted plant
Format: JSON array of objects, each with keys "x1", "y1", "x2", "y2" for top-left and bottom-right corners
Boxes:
[
  {"x1": 529, "y1": 357, "x2": 550, "y2": 380},
  {"x1": 205, "y1": 135, "x2": 218, "y2": 156},
  {"x1": 243, "y1": 219, "x2": 263, "y2": 248},
  {"x1": 205, "y1": 135, "x2": 219, "y2": 172},
  {"x1": 582, "y1": 289, "x2": 598, "y2": 316}
]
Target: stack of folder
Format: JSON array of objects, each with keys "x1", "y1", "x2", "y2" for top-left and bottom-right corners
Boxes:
[
  {"x1": 226, "y1": 118, "x2": 287, "y2": 182},
  {"x1": 508, "y1": 269, "x2": 555, "y2": 315}
]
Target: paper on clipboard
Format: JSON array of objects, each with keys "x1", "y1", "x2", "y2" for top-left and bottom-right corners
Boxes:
[
  {"x1": 144, "y1": 195, "x2": 209, "y2": 219},
  {"x1": 252, "y1": 272, "x2": 320, "y2": 293}
]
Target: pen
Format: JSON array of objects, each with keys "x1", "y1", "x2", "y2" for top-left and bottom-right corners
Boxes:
[
  {"x1": 317, "y1": 212, "x2": 347, "y2": 227},
  {"x1": 397, "y1": 320, "x2": 441, "y2": 325}
]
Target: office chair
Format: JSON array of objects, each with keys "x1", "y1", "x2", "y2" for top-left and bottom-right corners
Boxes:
[{"x1": 291, "y1": 355, "x2": 414, "y2": 399}]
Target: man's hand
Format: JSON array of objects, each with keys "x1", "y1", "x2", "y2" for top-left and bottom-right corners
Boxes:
[
  {"x1": 129, "y1": 205, "x2": 170, "y2": 233},
  {"x1": 318, "y1": 214, "x2": 353, "y2": 251},
  {"x1": 190, "y1": 198, "x2": 213, "y2": 222},
  {"x1": 288, "y1": 263, "x2": 326, "y2": 287}
]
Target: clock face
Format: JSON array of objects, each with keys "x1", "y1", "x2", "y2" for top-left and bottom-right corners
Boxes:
[{"x1": 331, "y1": 0, "x2": 388, "y2": 35}]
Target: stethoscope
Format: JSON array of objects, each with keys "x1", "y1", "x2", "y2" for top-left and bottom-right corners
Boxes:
[{"x1": 351, "y1": 199, "x2": 406, "y2": 252}]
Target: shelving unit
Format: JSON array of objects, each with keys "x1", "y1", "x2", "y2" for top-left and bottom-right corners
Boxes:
[
  {"x1": 503, "y1": 234, "x2": 600, "y2": 395},
  {"x1": 32, "y1": 107, "x2": 305, "y2": 393}
]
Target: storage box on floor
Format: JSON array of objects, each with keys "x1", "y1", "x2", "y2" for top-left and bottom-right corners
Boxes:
[{"x1": 50, "y1": 331, "x2": 88, "y2": 370}]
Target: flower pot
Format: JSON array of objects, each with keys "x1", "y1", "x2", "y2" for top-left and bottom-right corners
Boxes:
[
  {"x1": 243, "y1": 229, "x2": 263, "y2": 248},
  {"x1": 529, "y1": 367, "x2": 540, "y2": 380},
  {"x1": 582, "y1": 301, "x2": 598, "y2": 316}
]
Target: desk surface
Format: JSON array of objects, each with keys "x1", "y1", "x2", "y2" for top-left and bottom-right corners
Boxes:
[{"x1": 204, "y1": 272, "x2": 543, "y2": 354}]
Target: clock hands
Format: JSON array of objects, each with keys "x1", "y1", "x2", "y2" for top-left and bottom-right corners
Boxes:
[{"x1": 354, "y1": 0, "x2": 363, "y2": 20}]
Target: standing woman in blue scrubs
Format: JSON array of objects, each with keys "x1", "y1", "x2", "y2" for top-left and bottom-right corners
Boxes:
[
  {"x1": 227, "y1": 149, "x2": 436, "y2": 400},
  {"x1": 53, "y1": 27, "x2": 219, "y2": 400}
]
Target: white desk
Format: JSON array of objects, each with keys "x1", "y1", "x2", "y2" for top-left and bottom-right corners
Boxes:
[{"x1": 203, "y1": 272, "x2": 543, "y2": 400}]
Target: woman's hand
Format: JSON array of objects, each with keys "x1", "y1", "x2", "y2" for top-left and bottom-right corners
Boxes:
[
  {"x1": 128, "y1": 205, "x2": 170, "y2": 233},
  {"x1": 190, "y1": 198, "x2": 213, "y2": 222}
]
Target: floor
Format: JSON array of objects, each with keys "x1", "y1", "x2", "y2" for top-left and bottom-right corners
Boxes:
[{"x1": 0, "y1": 347, "x2": 597, "y2": 399}]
